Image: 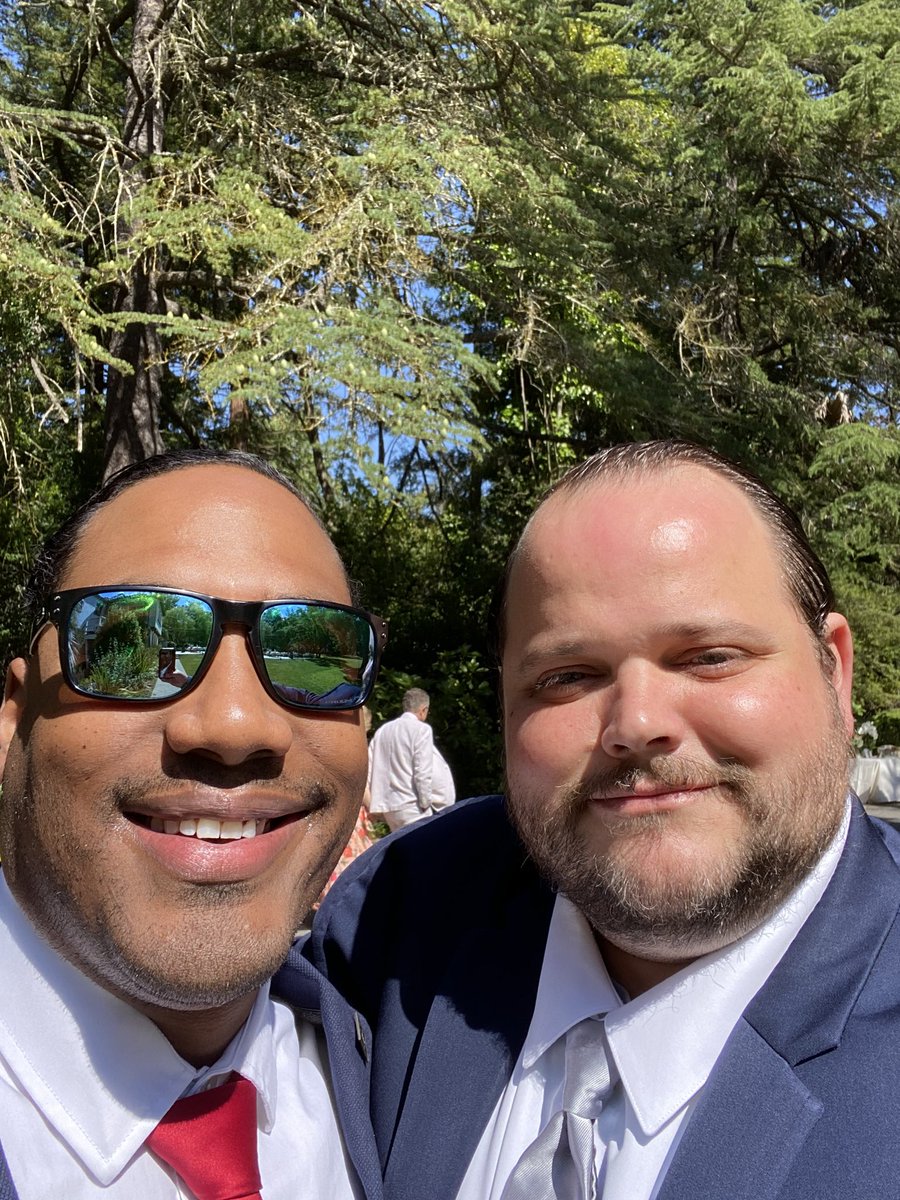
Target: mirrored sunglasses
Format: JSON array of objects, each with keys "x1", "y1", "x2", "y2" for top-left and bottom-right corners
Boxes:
[{"x1": 30, "y1": 586, "x2": 388, "y2": 711}]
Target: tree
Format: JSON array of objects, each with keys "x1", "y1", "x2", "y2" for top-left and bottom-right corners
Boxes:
[
  {"x1": 3, "y1": 0, "x2": 898, "y2": 789},
  {"x1": 0, "y1": 0, "x2": 620, "y2": 481},
  {"x1": 808, "y1": 423, "x2": 900, "y2": 729}
]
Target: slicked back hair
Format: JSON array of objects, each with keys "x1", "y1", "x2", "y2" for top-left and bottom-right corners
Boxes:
[
  {"x1": 493, "y1": 439, "x2": 836, "y2": 660},
  {"x1": 24, "y1": 449, "x2": 345, "y2": 642}
]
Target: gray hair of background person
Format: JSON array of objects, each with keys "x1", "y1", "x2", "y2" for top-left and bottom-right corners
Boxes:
[{"x1": 402, "y1": 688, "x2": 430, "y2": 713}]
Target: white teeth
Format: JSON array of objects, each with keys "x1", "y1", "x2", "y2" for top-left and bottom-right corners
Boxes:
[{"x1": 151, "y1": 817, "x2": 266, "y2": 839}]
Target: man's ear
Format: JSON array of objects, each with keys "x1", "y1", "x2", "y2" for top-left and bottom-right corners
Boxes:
[
  {"x1": 822, "y1": 613, "x2": 854, "y2": 738},
  {"x1": 0, "y1": 657, "x2": 29, "y2": 778}
]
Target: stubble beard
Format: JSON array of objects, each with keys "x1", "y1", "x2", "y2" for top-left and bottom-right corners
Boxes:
[
  {"x1": 507, "y1": 720, "x2": 851, "y2": 962},
  {"x1": 4, "y1": 754, "x2": 350, "y2": 1012}
]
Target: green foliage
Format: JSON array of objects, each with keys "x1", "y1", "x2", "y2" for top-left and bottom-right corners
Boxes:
[
  {"x1": 92, "y1": 612, "x2": 144, "y2": 658},
  {"x1": 86, "y1": 644, "x2": 157, "y2": 696},
  {"x1": 161, "y1": 602, "x2": 213, "y2": 649},
  {"x1": 83, "y1": 613, "x2": 158, "y2": 694},
  {"x1": 1, "y1": 0, "x2": 898, "y2": 788},
  {"x1": 877, "y1": 711, "x2": 900, "y2": 748},
  {"x1": 611, "y1": 0, "x2": 900, "y2": 426},
  {"x1": 429, "y1": 647, "x2": 500, "y2": 797},
  {"x1": 0, "y1": 0, "x2": 610, "y2": 484},
  {"x1": 807, "y1": 424, "x2": 900, "y2": 723}
]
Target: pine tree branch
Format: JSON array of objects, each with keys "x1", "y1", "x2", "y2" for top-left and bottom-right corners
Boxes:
[{"x1": 63, "y1": 0, "x2": 137, "y2": 109}]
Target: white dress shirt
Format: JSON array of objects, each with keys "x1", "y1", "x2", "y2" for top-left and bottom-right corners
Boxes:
[
  {"x1": 0, "y1": 875, "x2": 360, "y2": 1199},
  {"x1": 367, "y1": 712, "x2": 434, "y2": 814},
  {"x1": 456, "y1": 799, "x2": 851, "y2": 1200},
  {"x1": 431, "y1": 747, "x2": 456, "y2": 812}
]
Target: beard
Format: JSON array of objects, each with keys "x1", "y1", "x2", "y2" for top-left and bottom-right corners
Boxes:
[
  {"x1": 1, "y1": 750, "x2": 352, "y2": 1012},
  {"x1": 507, "y1": 719, "x2": 852, "y2": 962}
]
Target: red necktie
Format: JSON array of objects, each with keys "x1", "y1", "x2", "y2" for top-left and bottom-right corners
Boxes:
[{"x1": 147, "y1": 1075, "x2": 263, "y2": 1200}]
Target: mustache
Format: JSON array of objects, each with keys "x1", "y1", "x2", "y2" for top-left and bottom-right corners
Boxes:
[
  {"x1": 104, "y1": 765, "x2": 336, "y2": 812},
  {"x1": 158, "y1": 756, "x2": 285, "y2": 789},
  {"x1": 567, "y1": 755, "x2": 753, "y2": 804}
]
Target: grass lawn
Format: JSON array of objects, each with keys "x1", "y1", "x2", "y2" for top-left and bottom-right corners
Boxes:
[{"x1": 177, "y1": 652, "x2": 347, "y2": 693}]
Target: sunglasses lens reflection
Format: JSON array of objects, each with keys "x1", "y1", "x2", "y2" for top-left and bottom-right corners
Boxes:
[
  {"x1": 64, "y1": 591, "x2": 375, "y2": 709},
  {"x1": 260, "y1": 603, "x2": 375, "y2": 709},
  {"x1": 66, "y1": 591, "x2": 214, "y2": 700}
]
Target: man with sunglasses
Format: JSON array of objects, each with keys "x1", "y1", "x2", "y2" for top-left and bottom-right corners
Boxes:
[
  {"x1": 311, "y1": 441, "x2": 900, "y2": 1200},
  {"x1": 0, "y1": 449, "x2": 386, "y2": 1199}
]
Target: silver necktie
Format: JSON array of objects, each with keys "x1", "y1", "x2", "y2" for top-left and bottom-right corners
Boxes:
[{"x1": 500, "y1": 1016, "x2": 616, "y2": 1200}]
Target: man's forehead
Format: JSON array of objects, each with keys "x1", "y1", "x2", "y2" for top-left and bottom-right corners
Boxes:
[
  {"x1": 519, "y1": 466, "x2": 768, "y2": 568},
  {"x1": 59, "y1": 464, "x2": 349, "y2": 599},
  {"x1": 503, "y1": 466, "x2": 796, "y2": 640}
]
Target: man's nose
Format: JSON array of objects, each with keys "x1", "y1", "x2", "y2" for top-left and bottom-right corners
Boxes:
[
  {"x1": 162, "y1": 627, "x2": 293, "y2": 765},
  {"x1": 598, "y1": 661, "x2": 685, "y2": 759}
]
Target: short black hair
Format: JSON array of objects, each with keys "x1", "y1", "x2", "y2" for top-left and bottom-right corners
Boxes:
[
  {"x1": 25, "y1": 449, "x2": 337, "y2": 635},
  {"x1": 493, "y1": 439, "x2": 836, "y2": 658}
]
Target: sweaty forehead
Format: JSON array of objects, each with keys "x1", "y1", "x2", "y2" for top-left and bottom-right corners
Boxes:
[{"x1": 60, "y1": 464, "x2": 350, "y2": 602}]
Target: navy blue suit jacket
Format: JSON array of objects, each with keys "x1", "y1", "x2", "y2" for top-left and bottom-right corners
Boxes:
[
  {"x1": 0, "y1": 951, "x2": 382, "y2": 1200},
  {"x1": 307, "y1": 794, "x2": 900, "y2": 1200}
]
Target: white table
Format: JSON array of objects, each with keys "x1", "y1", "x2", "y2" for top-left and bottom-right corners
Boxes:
[{"x1": 851, "y1": 756, "x2": 900, "y2": 805}]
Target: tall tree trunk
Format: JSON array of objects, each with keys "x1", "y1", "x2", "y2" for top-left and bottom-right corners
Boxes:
[
  {"x1": 229, "y1": 393, "x2": 249, "y2": 451},
  {"x1": 103, "y1": 0, "x2": 168, "y2": 480}
]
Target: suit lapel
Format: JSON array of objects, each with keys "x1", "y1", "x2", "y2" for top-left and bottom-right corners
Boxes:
[
  {"x1": 660, "y1": 805, "x2": 900, "y2": 1200},
  {"x1": 744, "y1": 804, "x2": 900, "y2": 1061},
  {"x1": 656, "y1": 1020, "x2": 822, "y2": 1200},
  {"x1": 383, "y1": 876, "x2": 554, "y2": 1200},
  {"x1": 0, "y1": 1145, "x2": 19, "y2": 1200},
  {"x1": 274, "y1": 946, "x2": 383, "y2": 1200}
]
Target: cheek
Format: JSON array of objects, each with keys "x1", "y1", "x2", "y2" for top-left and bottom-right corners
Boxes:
[
  {"x1": 692, "y1": 680, "x2": 811, "y2": 762},
  {"x1": 505, "y1": 705, "x2": 599, "y2": 783},
  {"x1": 35, "y1": 716, "x2": 146, "y2": 792},
  {"x1": 302, "y1": 723, "x2": 368, "y2": 788}
]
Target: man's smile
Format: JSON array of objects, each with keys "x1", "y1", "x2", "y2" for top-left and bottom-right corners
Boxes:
[{"x1": 126, "y1": 812, "x2": 304, "y2": 840}]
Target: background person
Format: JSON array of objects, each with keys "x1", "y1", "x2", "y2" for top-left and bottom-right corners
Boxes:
[
  {"x1": 310, "y1": 439, "x2": 900, "y2": 1200},
  {"x1": 431, "y1": 742, "x2": 456, "y2": 814},
  {"x1": 367, "y1": 688, "x2": 438, "y2": 832}
]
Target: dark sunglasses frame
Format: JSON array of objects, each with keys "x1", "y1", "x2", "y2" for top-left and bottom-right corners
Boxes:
[{"x1": 30, "y1": 586, "x2": 389, "y2": 712}]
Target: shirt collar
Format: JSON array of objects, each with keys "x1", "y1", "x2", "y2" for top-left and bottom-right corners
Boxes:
[
  {"x1": 0, "y1": 874, "x2": 275, "y2": 1184},
  {"x1": 522, "y1": 895, "x2": 622, "y2": 1069},
  {"x1": 524, "y1": 796, "x2": 851, "y2": 1136},
  {"x1": 198, "y1": 978, "x2": 279, "y2": 1132}
]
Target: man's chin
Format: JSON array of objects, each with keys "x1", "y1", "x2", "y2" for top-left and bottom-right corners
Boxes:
[
  {"x1": 58, "y1": 903, "x2": 297, "y2": 1014},
  {"x1": 102, "y1": 938, "x2": 289, "y2": 1012},
  {"x1": 514, "y1": 800, "x2": 835, "y2": 961},
  {"x1": 583, "y1": 823, "x2": 745, "y2": 889}
]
